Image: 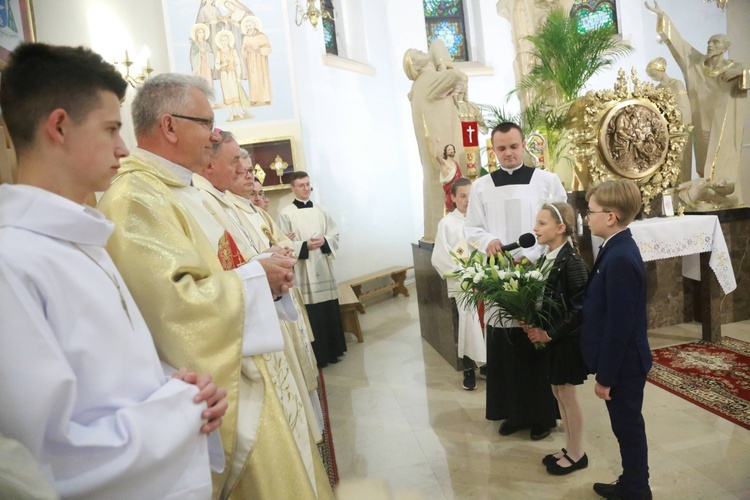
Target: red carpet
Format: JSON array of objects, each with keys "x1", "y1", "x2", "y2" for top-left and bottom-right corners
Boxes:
[
  {"x1": 317, "y1": 369, "x2": 339, "y2": 487},
  {"x1": 647, "y1": 337, "x2": 750, "y2": 430}
]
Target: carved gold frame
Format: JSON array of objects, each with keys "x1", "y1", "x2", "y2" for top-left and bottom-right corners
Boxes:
[
  {"x1": 597, "y1": 98, "x2": 670, "y2": 180},
  {"x1": 572, "y1": 68, "x2": 689, "y2": 214},
  {"x1": 239, "y1": 136, "x2": 297, "y2": 192}
]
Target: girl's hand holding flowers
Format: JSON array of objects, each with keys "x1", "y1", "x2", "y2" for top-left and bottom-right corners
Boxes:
[{"x1": 525, "y1": 326, "x2": 552, "y2": 344}]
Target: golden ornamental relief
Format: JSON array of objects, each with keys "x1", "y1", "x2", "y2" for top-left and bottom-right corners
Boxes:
[
  {"x1": 601, "y1": 100, "x2": 669, "y2": 179},
  {"x1": 571, "y1": 68, "x2": 689, "y2": 214}
]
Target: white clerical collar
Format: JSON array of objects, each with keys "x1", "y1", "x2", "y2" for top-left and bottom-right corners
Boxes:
[
  {"x1": 0, "y1": 184, "x2": 114, "y2": 245},
  {"x1": 136, "y1": 148, "x2": 195, "y2": 187},
  {"x1": 545, "y1": 243, "x2": 565, "y2": 260},
  {"x1": 294, "y1": 197, "x2": 310, "y2": 204},
  {"x1": 600, "y1": 228, "x2": 628, "y2": 249},
  {"x1": 236, "y1": 195, "x2": 253, "y2": 207},
  {"x1": 499, "y1": 164, "x2": 524, "y2": 175},
  {"x1": 192, "y1": 173, "x2": 229, "y2": 204}
]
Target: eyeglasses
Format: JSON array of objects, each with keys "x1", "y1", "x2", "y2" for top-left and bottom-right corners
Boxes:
[
  {"x1": 169, "y1": 113, "x2": 215, "y2": 131},
  {"x1": 586, "y1": 208, "x2": 620, "y2": 221}
]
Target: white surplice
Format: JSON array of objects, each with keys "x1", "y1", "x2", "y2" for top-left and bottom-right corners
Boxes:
[
  {"x1": 465, "y1": 167, "x2": 567, "y2": 263},
  {"x1": 465, "y1": 166, "x2": 566, "y2": 326},
  {"x1": 277, "y1": 202, "x2": 340, "y2": 304},
  {"x1": 0, "y1": 184, "x2": 217, "y2": 500},
  {"x1": 432, "y1": 209, "x2": 486, "y2": 363}
]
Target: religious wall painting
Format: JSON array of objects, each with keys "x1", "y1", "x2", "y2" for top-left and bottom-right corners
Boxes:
[
  {"x1": 162, "y1": 0, "x2": 296, "y2": 129},
  {"x1": 0, "y1": 0, "x2": 35, "y2": 69},
  {"x1": 241, "y1": 136, "x2": 296, "y2": 191},
  {"x1": 570, "y1": 0, "x2": 618, "y2": 35},
  {"x1": 423, "y1": 0, "x2": 468, "y2": 62}
]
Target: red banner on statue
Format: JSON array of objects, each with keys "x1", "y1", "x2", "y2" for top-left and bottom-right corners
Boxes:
[{"x1": 461, "y1": 121, "x2": 479, "y2": 147}]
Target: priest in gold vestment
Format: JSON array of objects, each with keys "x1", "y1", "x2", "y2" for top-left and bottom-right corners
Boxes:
[
  {"x1": 191, "y1": 131, "x2": 328, "y2": 476},
  {"x1": 98, "y1": 74, "x2": 333, "y2": 499}
]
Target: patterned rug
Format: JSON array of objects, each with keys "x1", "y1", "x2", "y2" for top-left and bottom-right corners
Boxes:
[
  {"x1": 647, "y1": 337, "x2": 750, "y2": 430},
  {"x1": 317, "y1": 369, "x2": 339, "y2": 488}
]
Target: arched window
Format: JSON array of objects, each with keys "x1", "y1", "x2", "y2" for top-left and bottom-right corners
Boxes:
[
  {"x1": 571, "y1": 0, "x2": 618, "y2": 35},
  {"x1": 423, "y1": 0, "x2": 469, "y2": 62},
  {"x1": 322, "y1": 0, "x2": 339, "y2": 56}
]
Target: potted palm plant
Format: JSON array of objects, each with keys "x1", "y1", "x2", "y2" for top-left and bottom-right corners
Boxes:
[{"x1": 484, "y1": 8, "x2": 632, "y2": 187}]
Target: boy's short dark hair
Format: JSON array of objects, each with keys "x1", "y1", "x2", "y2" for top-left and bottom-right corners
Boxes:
[
  {"x1": 0, "y1": 43, "x2": 127, "y2": 154},
  {"x1": 490, "y1": 122, "x2": 525, "y2": 141},
  {"x1": 290, "y1": 171, "x2": 309, "y2": 185}
]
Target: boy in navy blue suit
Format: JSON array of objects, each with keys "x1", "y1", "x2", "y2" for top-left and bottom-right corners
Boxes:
[{"x1": 581, "y1": 179, "x2": 652, "y2": 500}]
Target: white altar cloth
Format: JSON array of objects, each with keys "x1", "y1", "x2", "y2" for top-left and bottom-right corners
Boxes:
[{"x1": 591, "y1": 215, "x2": 736, "y2": 294}]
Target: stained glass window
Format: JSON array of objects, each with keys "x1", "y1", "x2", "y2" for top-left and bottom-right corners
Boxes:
[
  {"x1": 423, "y1": 0, "x2": 469, "y2": 62},
  {"x1": 571, "y1": 0, "x2": 618, "y2": 35},
  {"x1": 323, "y1": 0, "x2": 338, "y2": 56}
]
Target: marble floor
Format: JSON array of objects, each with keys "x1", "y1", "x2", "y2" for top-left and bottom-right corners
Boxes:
[{"x1": 324, "y1": 284, "x2": 750, "y2": 499}]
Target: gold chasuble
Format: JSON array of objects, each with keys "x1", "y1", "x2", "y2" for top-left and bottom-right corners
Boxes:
[
  {"x1": 98, "y1": 151, "x2": 332, "y2": 500},
  {"x1": 225, "y1": 191, "x2": 320, "y2": 392},
  {"x1": 187, "y1": 174, "x2": 330, "y2": 497}
]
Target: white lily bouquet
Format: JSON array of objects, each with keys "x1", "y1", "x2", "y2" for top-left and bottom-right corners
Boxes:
[{"x1": 446, "y1": 249, "x2": 558, "y2": 349}]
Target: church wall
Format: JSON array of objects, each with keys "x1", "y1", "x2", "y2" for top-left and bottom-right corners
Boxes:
[{"x1": 33, "y1": 0, "x2": 170, "y2": 151}]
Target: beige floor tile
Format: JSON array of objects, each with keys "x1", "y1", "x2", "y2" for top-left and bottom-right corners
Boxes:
[{"x1": 323, "y1": 284, "x2": 750, "y2": 499}]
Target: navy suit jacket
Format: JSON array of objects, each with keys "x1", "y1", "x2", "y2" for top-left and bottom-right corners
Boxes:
[{"x1": 580, "y1": 228, "x2": 652, "y2": 387}]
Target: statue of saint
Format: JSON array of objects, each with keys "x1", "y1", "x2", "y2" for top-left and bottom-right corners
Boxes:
[
  {"x1": 435, "y1": 141, "x2": 463, "y2": 212},
  {"x1": 404, "y1": 40, "x2": 467, "y2": 242},
  {"x1": 674, "y1": 178, "x2": 738, "y2": 211},
  {"x1": 646, "y1": 1, "x2": 749, "y2": 203},
  {"x1": 646, "y1": 57, "x2": 693, "y2": 183}
]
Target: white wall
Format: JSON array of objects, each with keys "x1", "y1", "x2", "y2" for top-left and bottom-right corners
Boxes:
[
  {"x1": 33, "y1": 0, "x2": 170, "y2": 149},
  {"x1": 32, "y1": 0, "x2": 741, "y2": 282}
]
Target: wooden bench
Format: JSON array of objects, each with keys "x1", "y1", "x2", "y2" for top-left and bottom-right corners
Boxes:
[
  {"x1": 338, "y1": 283, "x2": 363, "y2": 343},
  {"x1": 340, "y1": 266, "x2": 413, "y2": 303}
]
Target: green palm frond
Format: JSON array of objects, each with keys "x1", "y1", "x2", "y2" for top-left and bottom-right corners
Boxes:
[
  {"x1": 518, "y1": 8, "x2": 633, "y2": 103},
  {"x1": 479, "y1": 101, "x2": 547, "y2": 136}
]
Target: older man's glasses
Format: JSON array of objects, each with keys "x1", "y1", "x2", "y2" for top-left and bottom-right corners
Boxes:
[{"x1": 169, "y1": 114, "x2": 215, "y2": 131}]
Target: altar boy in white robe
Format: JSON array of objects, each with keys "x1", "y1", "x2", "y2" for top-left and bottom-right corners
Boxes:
[
  {"x1": 465, "y1": 122, "x2": 567, "y2": 441},
  {"x1": 0, "y1": 43, "x2": 227, "y2": 499},
  {"x1": 432, "y1": 177, "x2": 486, "y2": 391},
  {"x1": 277, "y1": 172, "x2": 347, "y2": 368}
]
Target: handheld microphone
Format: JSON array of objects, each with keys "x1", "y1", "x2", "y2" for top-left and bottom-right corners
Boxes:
[{"x1": 500, "y1": 233, "x2": 537, "y2": 252}]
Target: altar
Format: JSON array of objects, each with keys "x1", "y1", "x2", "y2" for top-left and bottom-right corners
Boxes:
[
  {"x1": 591, "y1": 210, "x2": 749, "y2": 342},
  {"x1": 571, "y1": 192, "x2": 744, "y2": 342}
]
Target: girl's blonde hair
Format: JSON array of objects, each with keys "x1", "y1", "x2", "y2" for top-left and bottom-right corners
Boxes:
[{"x1": 541, "y1": 201, "x2": 580, "y2": 254}]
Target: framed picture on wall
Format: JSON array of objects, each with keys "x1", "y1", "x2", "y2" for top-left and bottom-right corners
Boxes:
[
  {"x1": 0, "y1": 0, "x2": 36, "y2": 69},
  {"x1": 241, "y1": 136, "x2": 296, "y2": 191}
]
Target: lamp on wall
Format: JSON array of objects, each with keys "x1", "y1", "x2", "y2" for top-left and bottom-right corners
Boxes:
[
  {"x1": 295, "y1": 0, "x2": 332, "y2": 30},
  {"x1": 704, "y1": 0, "x2": 728, "y2": 9},
  {"x1": 114, "y1": 50, "x2": 153, "y2": 88}
]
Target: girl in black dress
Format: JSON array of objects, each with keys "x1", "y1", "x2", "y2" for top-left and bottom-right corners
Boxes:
[{"x1": 523, "y1": 201, "x2": 589, "y2": 475}]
